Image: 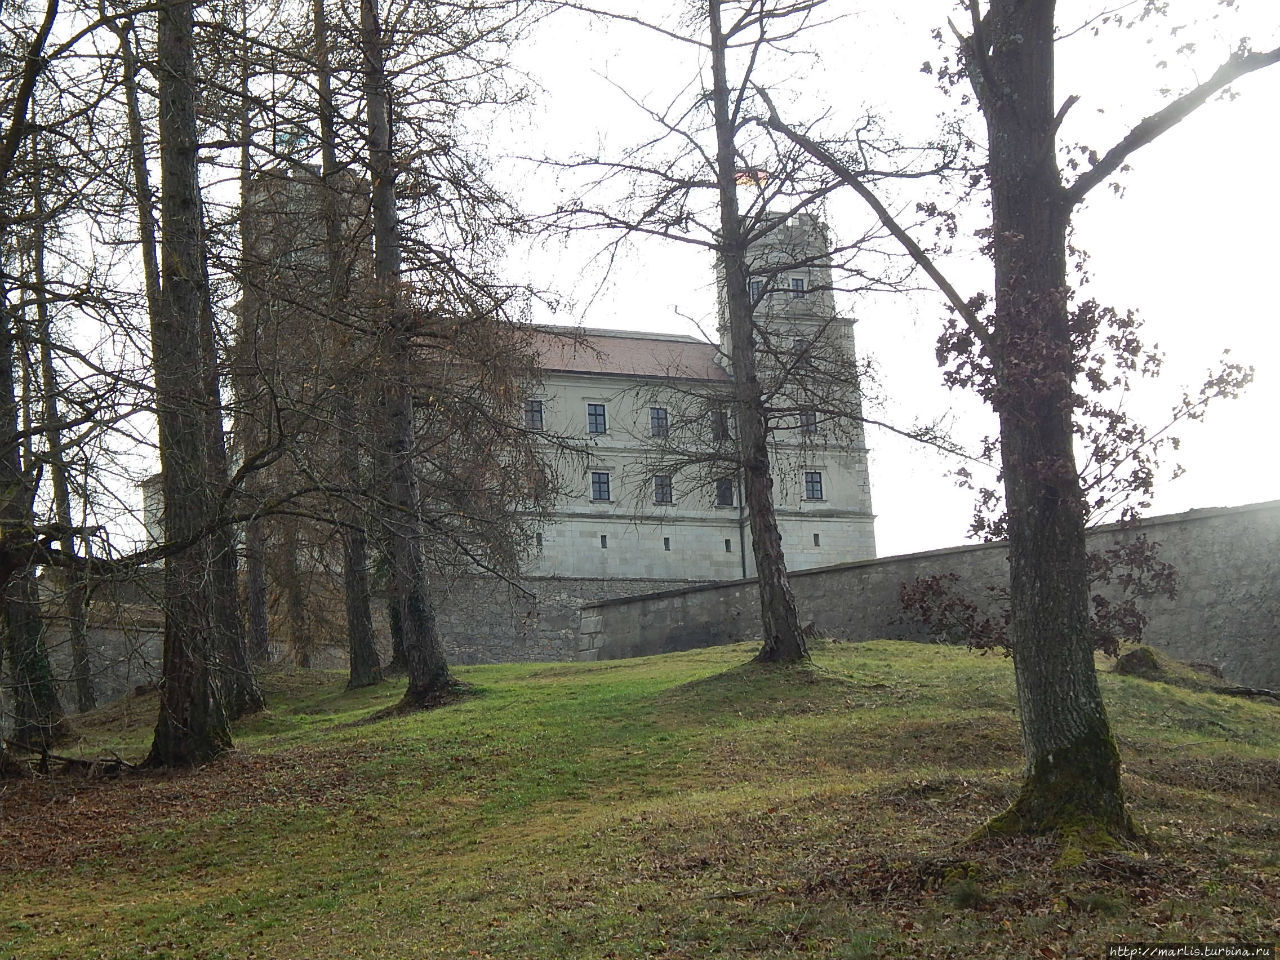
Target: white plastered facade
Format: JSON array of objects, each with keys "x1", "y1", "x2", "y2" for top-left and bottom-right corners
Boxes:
[{"x1": 524, "y1": 213, "x2": 877, "y2": 580}]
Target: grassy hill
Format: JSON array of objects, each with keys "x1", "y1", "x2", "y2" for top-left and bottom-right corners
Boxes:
[{"x1": 2, "y1": 640, "x2": 1277, "y2": 959}]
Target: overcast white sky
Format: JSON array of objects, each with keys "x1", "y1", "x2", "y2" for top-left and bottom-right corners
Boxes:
[{"x1": 496, "y1": 2, "x2": 1280, "y2": 558}]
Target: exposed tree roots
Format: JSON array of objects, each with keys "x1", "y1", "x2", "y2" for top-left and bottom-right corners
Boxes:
[
  {"x1": 360, "y1": 680, "x2": 474, "y2": 722},
  {"x1": 2, "y1": 741, "x2": 139, "y2": 780}
]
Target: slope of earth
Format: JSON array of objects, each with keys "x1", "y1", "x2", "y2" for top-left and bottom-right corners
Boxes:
[{"x1": 1, "y1": 639, "x2": 1277, "y2": 959}]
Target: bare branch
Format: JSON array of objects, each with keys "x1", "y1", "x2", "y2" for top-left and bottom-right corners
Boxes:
[
  {"x1": 754, "y1": 86, "x2": 991, "y2": 351},
  {"x1": 1065, "y1": 45, "x2": 1280, "y2": 205}
]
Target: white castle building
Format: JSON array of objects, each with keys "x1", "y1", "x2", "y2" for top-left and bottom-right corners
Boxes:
[{"x1": 522, "y1": 212, "x2": 877, "y2": 581}]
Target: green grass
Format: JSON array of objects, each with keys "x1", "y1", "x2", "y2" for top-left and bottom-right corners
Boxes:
[{"x1": 3, "y1": 639, "x2": 1277, "y2": 959}]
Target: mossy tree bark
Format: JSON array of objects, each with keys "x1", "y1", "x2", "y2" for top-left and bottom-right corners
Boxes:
[{"x1": 968, "y1": 0, "x2": 1130, "y2": 839}]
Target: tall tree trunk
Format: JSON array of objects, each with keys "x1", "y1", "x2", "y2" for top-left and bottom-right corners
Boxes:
[
  {"x1": 974, "y1": 0, "x2": 1131, "y2": 838},
  {"x1": 360, "y1": 0, "x2": 451, "y2": 705},
  {"x1": 145, "y1": 0, "x2": 233, "y2": 766},
  {"x1": 708, "y1": 0, "x2": 805, "y2": 664},
  {"x1": 33, "y1": 154, "x2": 94, "y2": 713},
  {"x1": 237, "y1": 14, "x2": 271, "y2": 669},
  {"x1": 316, "y1": 0, "x2": 380, "y2": 689}
]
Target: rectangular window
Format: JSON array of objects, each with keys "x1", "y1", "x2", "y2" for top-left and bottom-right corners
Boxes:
[
  {"x1": 749, "y1": 278, "x2": 764, "y2": 301},
  {"x1": 799, "y1": 409, "x2": 818, "y2": 436},
  {"x1": 590, "y1": 471, "x2": 611, "y2": 502},
  {"x1": 535, "y1": 532, "x2": 543, "y2": 549},
  {"x1": 724, "y1": 538, "x2": 733, "y2": 553},
  {"x1": 804, "y1": 471, "x2": 824, "y2": 501},
  {"x1": 663, "y1": 536, "x2": 671, "y2": 552},
  {"x1": 587, "y1": 403, "x2": 607, "y2": 434},
  {"x1": 650, "y1": 406, "x2": 669, "y2": 438},
  {"x1": 523, "y1": 398, "x2": 544, "y2": 432},
  {"x1": 813, "y1": 533, "x2": 821, "y2": 547},
  {"x1": 715, "y1": 476, "x2": 734, "y2": 507},
  {"x1": 790, "y1": 277, "x2": 806, "y2": 298},
  {"x1": 711, "y1": 409, "x2": 731, "y2": 442},
  {"x1": 600, "y1": 534, "x2": 608, "y2": 549},
  {"x1": 653, "y1": 474, "x2": 673, "y2": 504}
]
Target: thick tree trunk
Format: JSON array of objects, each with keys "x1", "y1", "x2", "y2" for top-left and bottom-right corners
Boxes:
[
  {"x1": 974, "y1": 0, "x2": 1131, "y2": 839},
  {"x1": 145, "y1": 0, "x2": 233, "y2": 767},
  {"x1": 2, "y1": 572, "x2": 67, "y2": 748},
  {"x1": 360, "y1": 0, "x2": 450, "y2": 704},
  {"x1": 707, "y1": 0, "x2": 805, "y2": 664},
  {"x1": 0, "y1": 287, "x2": 66, "y2": 747}
]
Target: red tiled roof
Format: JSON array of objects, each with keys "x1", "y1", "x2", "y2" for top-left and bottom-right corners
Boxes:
[{"x1": 530, "y1": 326, "x2": 729, "y2": 382}]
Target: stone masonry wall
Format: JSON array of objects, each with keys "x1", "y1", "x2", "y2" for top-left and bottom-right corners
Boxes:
[
  {"x1": 9, "y1": 574, "x2": 711, "y2": 727},
  {"x1": 578, "y1": 501, "x2": 1280, "y2": 691},
  {"x1": 298, "y1": 575, "x2": 715, "y2": 671}
]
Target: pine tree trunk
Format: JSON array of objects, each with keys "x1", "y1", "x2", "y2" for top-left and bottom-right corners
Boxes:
[
  {"x1": 360, "y1": 0, "x2": 451, "y2": 705},
  {"x1": 32, "y1": 151, "x2": 95, "y2": 714},
  {"x1": 975, "y1": 0, "x2": 1131, "y2": 839},
  {"x1": 145, "y1": 0, "x2": 233, "y2": 767},
  {"x1": 316, "y1": 0, "x2": 381, "y2": 690},
  {"x1": 236, "y1": 19, "x2": 271, "y2": 671},
  {"x1": 707, "y1": 0, "x2": 806, "y2": 664}
]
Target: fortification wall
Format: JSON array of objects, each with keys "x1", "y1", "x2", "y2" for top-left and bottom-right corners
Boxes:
[
  {"x1": 296, "y1": 574, "x2": 714, "y2": 670},
  {"x1": 578, "y1": 501, "x2": 1280, "y2": 691}
]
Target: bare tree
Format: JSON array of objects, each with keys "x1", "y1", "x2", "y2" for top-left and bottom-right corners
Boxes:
[
  {"x1": 144, "y1": 0, "x2": 241, "y2": 765},
  {"x1": 549, "y1": 0, "x2": 956, "y2": 663}
]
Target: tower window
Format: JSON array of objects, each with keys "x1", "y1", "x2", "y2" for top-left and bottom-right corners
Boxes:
[
  {"x1": 590, "y1": 471, "x2": 611, "y2": 502},
  {"x1": 600, "y1": 534, "x2": 608, "y2": 549},
  {"x1": 535, "y1": 532, "x2": 543, "y2": 549},
  {"x1": 654, "y1": 474, "x2": 673, "y2": 504},
  {"x1": 663, "y1": 537, "x2": 671, "y2": 552},
  {"x1": 650, "y1": 406, "x2": 669, "y2": 438},
  {"x1": 790, "y1": 277, "x2": 806, "y2": 298},
  {"x1": 724, "y1": 538, "x2": 733, "y2": 553},
  {"x1": 715, "y1": 477, "x2": 734, "y2": 507},
  {"x1": 813, "y1": 533, "x2": 821, "y2": 547},
  {"x1": 587, "y1": 403, "x2": 607, "y2": 434},
  {"x1": 804, "y1": 471, "x2": 824, "y2": 501},
  {"x1": 799, "y1": 409, "x2": 818, "y2": 436},
  {"x1": 524, "y1": 398, "x2": 544, "y2": 431}
]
